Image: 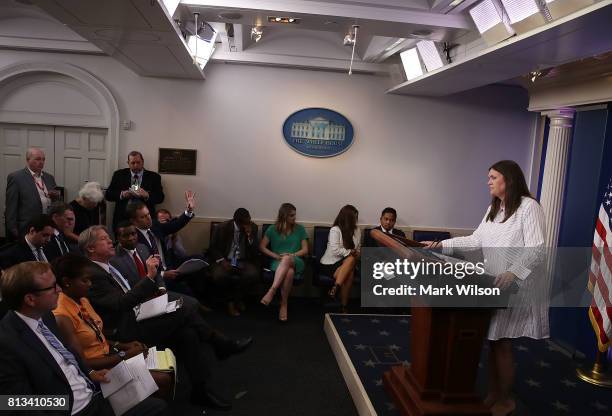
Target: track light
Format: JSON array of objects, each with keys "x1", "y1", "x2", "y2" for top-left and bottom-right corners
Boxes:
[{"x1": 251, "y1": 26, "x2": 263, "y2": 42}]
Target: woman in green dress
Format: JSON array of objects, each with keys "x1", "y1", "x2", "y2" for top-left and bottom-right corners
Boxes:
[{"x1": 260, "y1": 203, "x2": 309, "y2": 322}]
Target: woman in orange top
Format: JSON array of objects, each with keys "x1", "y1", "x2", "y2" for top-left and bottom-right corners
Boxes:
[{"x1": 52, "y1": 254, "x2": 148, "y2": 368}]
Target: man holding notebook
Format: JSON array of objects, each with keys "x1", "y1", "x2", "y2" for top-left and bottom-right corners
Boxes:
[
  {"x1": 80, "y1": 224, "x2": 252, "y2": 410},
  {"x1": 0, "y1": 261, "x2": 166, "y2": 416}
]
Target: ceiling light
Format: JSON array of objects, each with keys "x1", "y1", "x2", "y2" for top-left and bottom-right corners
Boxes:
[
  {"x1": 416, "y1": 41, "x2": 444, "y2": 72},
  {"x1": 267, "y1": 16, "x2": 301, "y2": 24},
  {"x1": 469, "y1": 0, "x2": 514, "y2": 46},
  {"x1": 251, "y1": 26, "x2": 263, "y2": 42},
  {"x1": 400, "y1": 48, "x2": 424, "y2": 81},
  {"x1": 450, "y1": 0, "x2": 465, "y2": 6},
  {"x1": 500, "y1": 0, "x2": 546, "y2": 34},
  {"x1": 529, "y1": 67, "x2": 552, "y2": 82}
]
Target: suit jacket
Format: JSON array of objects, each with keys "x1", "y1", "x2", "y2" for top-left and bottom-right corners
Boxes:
[
  {"x1": 5, "y1": 168, "x2": 57, "y2": 238},
  {"x1": 105, "y1": 168, "x2": 164, "y2": 228},
  {"x1": 208, "y1": 220, "x2": 259, "y2": 263},
  {"x1": 136, "y1": 213, "x2": 193, "y2": 269},
  {"x1": 43, "y1": 232, "x2": 78, "y2": 263},
  {"x1": 110, "y1": 244, "x2": 165, "y2": 289},
  {"x1": 0, "y1": 311, "x2": 93, "y2": 415},
  {"x1": 0, "y1": 240, "x2": 37, "y2": 270},
  {"x1": 87, "y1": 260, "x2": 158, "y2": 338},
  {"x1": 364, "y1": 226, "x2": 406, "y2": 247}
]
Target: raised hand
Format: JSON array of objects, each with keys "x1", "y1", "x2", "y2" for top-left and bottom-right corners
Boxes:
[{"x1": 185, "y1": 190, "x2": 196, "y2": 212}]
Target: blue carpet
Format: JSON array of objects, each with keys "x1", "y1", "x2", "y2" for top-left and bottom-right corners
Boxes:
[{"x1": 328, "y1": 314, "x2": 612, "y2": 416}]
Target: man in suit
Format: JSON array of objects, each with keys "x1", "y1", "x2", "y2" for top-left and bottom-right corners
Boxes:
[
  {"x1": 208, "y1": 208, "x2": 260, "y2": 316},
  {"x1": 111, "y1": 221, "x2": 209, "y2": 320},
  {"x1": 45, "y1": 202, "x2": 78, "y2": 262},
  {"x1": 5, "y1": 147, "x2": 59, "y2": 239},
  {"x1": 105, "y1": 150, "x2": 165, "y2": 230},
  {"x1": 80, "y1": 225, "x2": 252, "y2": 410},
  {"x1": 127, "y1": 192, "x2": 199, "y2": 294},
  {"x1": 0, "y1": 215, "x2": 55, "y2": 270},
  {"x1": 0, "y1": 261, "x2": 166, "y2": 416},
  {"x1": 364, "y1": 207, "x2": 406, "y2": 247}
]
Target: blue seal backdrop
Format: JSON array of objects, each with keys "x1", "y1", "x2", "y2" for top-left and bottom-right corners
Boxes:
[{"x1": 282, "y1": 108, "x2": 354, "y2": 157}]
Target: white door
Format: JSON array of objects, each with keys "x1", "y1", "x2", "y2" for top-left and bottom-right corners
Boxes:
[
  {"x1": 0, "y1": 123, "x2": 55, "y2": 237},
  {"x1": 0, "y1": 123, "x2": 108, "y2": 238},
  {"x1": 54, "y1": 126, "x2": 109, "y2": 203}
]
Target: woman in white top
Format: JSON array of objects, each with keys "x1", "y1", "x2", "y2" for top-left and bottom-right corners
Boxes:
[
  {"x1": 320, "y1": 205, "x2": 361, "y2": 313},
  {"x1": 423, "y1": 160, "x2": 547, "y2": 416}
]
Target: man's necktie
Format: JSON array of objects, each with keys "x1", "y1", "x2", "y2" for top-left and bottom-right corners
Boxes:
[
  {"x1": 34, "y1": 247, "x2": 45, "y2": 262},
  {"x1": 108, "y1": 266, "x2": 130, "y2": 293},
  {"x1": 55, "y1": 235, "x2": 69, "y2": 255},
  {"x1": 146, "y1": 230, "x2": 159, "y2": 254},
  {"x1": 132, "y1": 174, "x2": 139, "y2": 187},
  {"x1": 133, "y1": 252, "x2": 147, "y2": 278},
  {"x1": 37, "y1": 321, "x2": 96, "y2": 391}
]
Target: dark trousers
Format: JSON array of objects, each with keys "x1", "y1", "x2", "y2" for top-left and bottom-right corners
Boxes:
[
  {"x1": 75, "y1": 391, "x2": 167, "y2": 416},
  {"x1": 119, "y1": 299, "x2": 215, "y2": 393},
  {"x1": 211, "y1": 261, "x2": 259, "y2": 304}
]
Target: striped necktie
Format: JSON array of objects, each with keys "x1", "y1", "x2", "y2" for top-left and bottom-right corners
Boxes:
[
  {"x1": 37, "y1": 320, "x2": 96, "y2": 391},
  {"x1": 108, "y1": 265, "x2": 130, "y2": 293}
]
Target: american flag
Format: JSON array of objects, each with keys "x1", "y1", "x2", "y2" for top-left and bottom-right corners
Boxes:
[{"x1": 588, "y1": 175, "x2": 612, "y2": 352}]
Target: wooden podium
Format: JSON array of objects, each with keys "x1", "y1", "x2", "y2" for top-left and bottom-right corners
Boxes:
[{"x1": 370, "y1": 230, "x2": 491, "y2": 416}]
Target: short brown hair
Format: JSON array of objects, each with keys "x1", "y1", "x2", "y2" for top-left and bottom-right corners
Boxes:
[{"x1": 1, "y1": 262, "x2": 52, "y2": 310}]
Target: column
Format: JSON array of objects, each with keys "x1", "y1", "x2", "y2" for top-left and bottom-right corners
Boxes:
[{"x1": 539, "y1": 108, "x2": 575, "y2": 248}]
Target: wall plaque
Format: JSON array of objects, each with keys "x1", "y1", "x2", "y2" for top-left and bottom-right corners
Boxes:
[
  {"x1": 158, "y1": 148, "x2": 197, "y2": 175},
  {"x1": 282, "y1": 108, "x2": 354, "y2": 158}
]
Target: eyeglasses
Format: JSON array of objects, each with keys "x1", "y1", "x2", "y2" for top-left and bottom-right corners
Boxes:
[{"x1": 31, "y1": 281, "x2": 60, "y2": 294}]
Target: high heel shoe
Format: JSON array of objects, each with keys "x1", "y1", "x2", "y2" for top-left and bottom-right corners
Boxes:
[
  {"x1": 278, "y1": 304, "x2": 288, "y2": 322},
  {"x1": 328, "y1": 284, "x2": 340, "y2": 299},
  {"x1": 260, "y1": 288, "x2": 276, "y2": 306}
]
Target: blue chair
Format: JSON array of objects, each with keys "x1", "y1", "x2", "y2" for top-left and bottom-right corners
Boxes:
[
  {"x1": 312, "y1": 226, "x2": 335, "y2": 287},
  {"x1": 412, "y1": 230, "x2": 451, "y2": 242},
  {"x1": 260, "y1": 223, "x2": 305, "y2": 286}
]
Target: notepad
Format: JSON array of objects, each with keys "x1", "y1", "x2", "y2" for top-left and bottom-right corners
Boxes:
[
  {"x1": 106, "y1": 354, "x2": 158, "y2": 416},
  {"x1": 134, "y1": 293, "x2": 181, "y2": 321},
  {"x1": 146, "y1": 346, "x2": 178, "y2": 398}
]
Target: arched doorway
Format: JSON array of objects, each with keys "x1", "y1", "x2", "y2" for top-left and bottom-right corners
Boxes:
[{"x1": 0, "y1": 61, "x2": 120, "y2": 237}]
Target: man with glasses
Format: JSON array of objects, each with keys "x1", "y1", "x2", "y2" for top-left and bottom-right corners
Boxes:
[
  {"x1": 0, "y1": 214, "x2": 55, "y2": 270},
  {"x1": 81, "y1": 225, "x2": 252, "y2": 410},
  {"x1": 0, "y1": 261, "x2": 166, "y2": 415}
]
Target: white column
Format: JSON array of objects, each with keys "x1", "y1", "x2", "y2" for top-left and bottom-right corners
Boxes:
[{"x1": 539, "y1": 108, "x2": 575, "y2": 248}]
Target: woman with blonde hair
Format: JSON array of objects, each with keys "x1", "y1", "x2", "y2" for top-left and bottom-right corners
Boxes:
[{"x1": 260, "y1": 203, "x2": 308, "y2": 322}]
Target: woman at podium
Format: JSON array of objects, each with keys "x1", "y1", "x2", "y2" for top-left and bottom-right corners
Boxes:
[{"x1": 423, "y1": 160, "x2": 547, "y2": 416}]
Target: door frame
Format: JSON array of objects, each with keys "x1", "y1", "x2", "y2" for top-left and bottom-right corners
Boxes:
[{"x1": 0, "y1": 61, "x2": 120, "y2": 182}]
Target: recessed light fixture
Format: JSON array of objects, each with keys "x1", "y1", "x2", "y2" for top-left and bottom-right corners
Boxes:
[{"x1": 267, "y1": 16, "x2": 301, "y2": 24}]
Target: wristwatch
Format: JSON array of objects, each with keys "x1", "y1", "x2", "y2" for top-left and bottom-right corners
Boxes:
[{"x1": 117, "y1": 350, "x2": 126, "y2": 360}]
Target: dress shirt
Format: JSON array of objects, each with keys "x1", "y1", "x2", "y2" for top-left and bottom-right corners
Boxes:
[
  {"x1": 14, "y1": 311, "x2": 92, "y2": 414},
  {"x1": 53, "y1": 229, "x2": 70, "y2": 255},
  {"x1": 92, "y1": 261, "x2": 131, "y2": 292},
  {"x1": 25, "y1": 235, "x2": 48, "y2": 262},
  {"x1": 27, "y1": 167, "x2": 52, "y2": 213}
]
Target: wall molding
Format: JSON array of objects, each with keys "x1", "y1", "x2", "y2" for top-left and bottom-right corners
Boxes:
[{"x1": 0, "y1": 61, "x2": 120, "y2": 180}]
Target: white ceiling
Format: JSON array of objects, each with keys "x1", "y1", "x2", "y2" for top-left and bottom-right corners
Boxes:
[{"x1": 0, "y1": 0, "x2": 610, "y2": 96}]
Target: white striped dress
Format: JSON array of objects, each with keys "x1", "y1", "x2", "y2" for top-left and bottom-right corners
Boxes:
[{"x1": 442, "y1": 197, "x2": 549, "y2": 340}]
